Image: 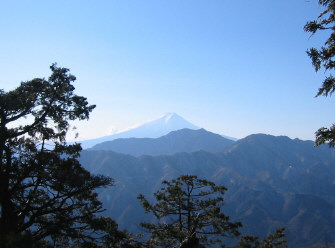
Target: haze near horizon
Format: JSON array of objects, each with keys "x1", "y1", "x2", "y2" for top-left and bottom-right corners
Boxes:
[{"x1": 0, "y1": 1, "x2": 332, "y2": 141}]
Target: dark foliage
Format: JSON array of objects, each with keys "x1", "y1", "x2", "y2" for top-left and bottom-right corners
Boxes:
[
  {"x1": 0, "y1": 64, "x2": 139, "y2": 247},
  {"x1": 138, "y1": 175, "x2": 242, "y2": 247},
  {"x1": 305, "y1": 0, "x2": 335, "y2": 148},
  {"x1": 237, "y1": 228, "x2": 287, "y2": 248}
]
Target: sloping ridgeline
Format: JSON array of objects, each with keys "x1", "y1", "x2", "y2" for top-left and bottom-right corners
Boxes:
[
  {"x1": 79, "y1": 133, "x2": 335, "y2": 248},
  {"x1": 89, "y1": 128, "x2": 234, "y2": 156}
]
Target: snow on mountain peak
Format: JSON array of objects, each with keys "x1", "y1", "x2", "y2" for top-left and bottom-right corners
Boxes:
[
  {"x1": 149, "y1": 113, "x2": 198, "y2": 130},
  {"x1": 163, "y1": 113, "x2": 174, "y2": 123},
  {"x1": 79, "y1": 113, "x2": 200, "y2": 149},
  {"x1": 153, "y1": 112, "x2": 176, "y2": 123}
]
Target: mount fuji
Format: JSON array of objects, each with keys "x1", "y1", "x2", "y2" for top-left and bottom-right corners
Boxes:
[{"x1": 78, "y1": 113, "x2": 200, "y2": 149}]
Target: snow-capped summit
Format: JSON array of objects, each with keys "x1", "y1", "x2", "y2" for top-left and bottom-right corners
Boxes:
[
  {"x1": 79, "y1": 113, "x2": 199, "y2": 149},
  {"x1": 138, "y1": 112, "x2": 199, "y2": 131}
]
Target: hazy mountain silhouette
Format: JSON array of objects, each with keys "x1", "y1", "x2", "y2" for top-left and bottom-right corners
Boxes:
[
  {"x1": 80, "y1": 133, "x2": 335, "y2": 247},
  {"x1": 78, "y1": 113, "x2": 200, "y2": 149},
  {"x1": 89, "y1": 128, "x2": 235, "y2": 156}
]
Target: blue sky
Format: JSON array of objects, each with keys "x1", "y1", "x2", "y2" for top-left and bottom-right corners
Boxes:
[{"x1": 0, "y1": 0, "x2": 333, "y2": 140}]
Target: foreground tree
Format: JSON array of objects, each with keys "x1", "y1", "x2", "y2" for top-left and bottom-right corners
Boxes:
[
  {"x1": 237, "y1": 228, "x2": 287, "y2": 248},
  {"x1": 304, "y1": 0, "x2": 335, "y2": 148},
  {"x1": 137, "y1": 175, "x2": 242, "y2": 248},
  {"x1": 0, "y1": 64, "x2": 137, "y2": 247}
]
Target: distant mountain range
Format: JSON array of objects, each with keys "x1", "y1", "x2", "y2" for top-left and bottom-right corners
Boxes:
[
  {"x1": 79, "y1": 133, "x2": 335, "y2": 247},
  {"x1": 78, "y1": 113, "x2": 201, "y2": 149},
  {"x1": 89, "y1": 128, "x2": 235, "y2": 156}
]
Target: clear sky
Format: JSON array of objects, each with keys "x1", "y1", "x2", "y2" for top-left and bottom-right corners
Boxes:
[{"x1": 0, "y1": 0, "x2": 333, "y2": 140}]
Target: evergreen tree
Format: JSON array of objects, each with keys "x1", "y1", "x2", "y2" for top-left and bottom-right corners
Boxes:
[
  {"x1": 0, "y1": 64, "x2": 137, "y2": 247},
  {"x1": 137, "y1": 175, "x2": 241, "y2": 248},
  {"x1": 237, "y1": 228, "x2": 287, "y2": 248},
  {"x1": 305, "y1": 0, "x2": 335, "y2": 148}
]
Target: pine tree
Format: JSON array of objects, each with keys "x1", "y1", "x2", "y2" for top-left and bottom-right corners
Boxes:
[
  {"x1": 305, "y1": 0, "x2": 335, "y2": 148},
  {"x1": 137, "y1": 175, "x2": 241, "y2": 248},
  {"x1": 0, "y1": 64, "x2": 137, "y2": 247},
  {"x1": 237, "y1": 228, "x2": 287, "y2": 248}
]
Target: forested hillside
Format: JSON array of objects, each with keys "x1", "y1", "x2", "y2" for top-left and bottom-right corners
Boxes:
[{"x1": 80, "y1": 134, "x2": 335, "y2": 247}]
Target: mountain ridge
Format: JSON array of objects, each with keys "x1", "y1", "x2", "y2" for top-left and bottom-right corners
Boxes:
[
  {"x1": 89, "y1": 128, "x2": 235, "y2": 156},
  {"x1": 79, "y1": 133, "x2": 335, "y2": 247},
  {"x1": 78, "y1": 113, "x2": 200, "y2": 149}
]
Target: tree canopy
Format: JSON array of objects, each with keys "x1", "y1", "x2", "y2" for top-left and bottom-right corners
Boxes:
[
  {"x1": 305, "y1": 0, "x2": 335, "y2": 147},
  {"x1": 0, "y1": 64, "x2": 137, "y2": 247},
  {"x1": 237, "y1": 228, "x2": 287, "y2": 248},
  {"x1": 138, "y1": 175, "x2": 242, "y2": 248},
  {"x1": 138, "y1": 175, "x2": 288, "y2": 248}
]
